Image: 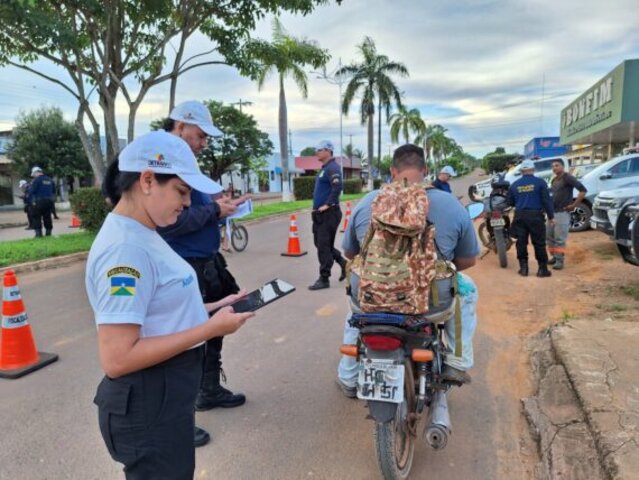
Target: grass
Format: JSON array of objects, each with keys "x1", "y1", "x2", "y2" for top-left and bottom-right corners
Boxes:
[
  {"x1": 561, "y1": 309, "x2": 576, "y2": 321},
  {"x1": 620, "y1": 282, "x2": 639, "y2": 302},
  {"x1": 595, "y1": 303, "x2": 630, "y2": 312},
  {"x1": 239, "y1": 193, "x2": 367, "y2": 222},
  {"x1": 593, "y1": 242, "x2": 618, "y2": 261},
  {"x1": 0, "y1": 232, "x2": 96, "y2": 267}
]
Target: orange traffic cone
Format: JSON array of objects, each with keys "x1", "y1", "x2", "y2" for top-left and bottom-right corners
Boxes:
[
  {"x1": 281, "y1": 214, "x2": 307, "y2": 257},
  {"x1": 0, "y1": 270, "x2": 58, "y2": 379},
  {"x1": 340, "y1": 201, "x2": 352, "y2": 232},
  {"x1": 69, "y1": 214, "x2": 81, "y2": 228}
]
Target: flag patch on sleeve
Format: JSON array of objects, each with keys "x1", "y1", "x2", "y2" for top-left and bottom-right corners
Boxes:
[{"x1": 107, "y1": 266, "x2": 141, "y2": 296}]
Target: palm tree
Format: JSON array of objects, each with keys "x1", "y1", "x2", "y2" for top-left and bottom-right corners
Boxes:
[
  {"x1": 390, "y1": 106, "x2": 426, "y2": 144},
  {"x1": 416, "y1": 124, "x2": 446, "y2": 170},
  {"x1": 251, "y1": 19, "x2": 329, "y2": 200},
  {"x1": 338, "y1": 37, "x2": 408, "y2": 189}
]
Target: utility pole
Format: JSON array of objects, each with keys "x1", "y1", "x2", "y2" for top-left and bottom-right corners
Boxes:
[
  {"x1": 231, "y1": 98, "x2": 253, "y2": 113},
  {"x1": 288, "y1": 129, "x2": 293, "y2": 157}
]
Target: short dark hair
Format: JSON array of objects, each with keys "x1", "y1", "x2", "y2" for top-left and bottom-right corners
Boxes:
[
  {"x1": 392, "y1": 144, "x2": 426, "y2": 171},
  {"x1": 552, "y1": 159, "x2": 564, "y2": 166},
  {"x1": 162, "y1": 118, "x2": 176, "y2": 133}
]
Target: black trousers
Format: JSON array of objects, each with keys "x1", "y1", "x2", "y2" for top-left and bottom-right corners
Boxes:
[
  {"x1": 512, "y1": 210, "x2": 549, "y2": 265},
  {"x1": 32, "y1": 198, "x2": 54, "y2": 234},
  {"x1": 94, "y1": 347, "x2": 204, "y2": 480},
  {"x1": 185, "y1": 254, "x2": 240, "y2": 387},
  {"x1": 312, "y1": 207, "x2": 345, "y2": 279}
]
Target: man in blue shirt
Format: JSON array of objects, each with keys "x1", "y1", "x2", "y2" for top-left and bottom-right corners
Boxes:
[
  {"x1": 308, "y1": 140, "x2": 347, "y2": 290},
  {"x1": 507, "y1": 159, "x2": 555, "y2": 277},
  {"x1": 29, "y1": 166, "x2": 56, "y2": 238},
  {"x1": 336, "y1": 144, "x2": 480, "y2": 394},
  {"x1": 158, "y1": 101, "x2": 245, "y2": 448},
  {"x1": 432, "y1": 165, "x2": 456, "y2": 193}
]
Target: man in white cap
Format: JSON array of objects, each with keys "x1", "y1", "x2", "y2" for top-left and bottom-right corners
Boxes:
[
  {"x1": 18, "y1": 179, "x2": 34, "y2": 230},
  {"x1": 309, "y1": 140, "x2": 347, "y2": 290},
  {"x1": 29, "y1": 166, "x2": 56, "y2": 237},
  {"x1": 507, "y1": 159, "x2": 555, "y2": 277},
  {"x1": 432, "y1": 165, "x2": 456, "y2": 193},
  {"x1": 157, "y1": 101, "x2": 245, "y2": 448}
]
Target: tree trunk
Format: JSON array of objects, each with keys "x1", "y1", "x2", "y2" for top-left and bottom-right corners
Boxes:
[
  {"x1": 169, "y1": 73, "x2": 178, "y2": 113},
  {"x1": 377, "y1": 97, "x2": 382, "y2": 179},
  {"x1": 279, "y1": 75, "x2": 292, "y2": 201},
  {"x1": 76, "y1": 118, "x2": 105, "y2": 186},
  {"x1": 367, "y1": 112, "x2": 374, "y2": 191}
]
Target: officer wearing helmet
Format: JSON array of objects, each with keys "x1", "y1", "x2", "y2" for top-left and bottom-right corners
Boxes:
[{"x1": 507, "y1": 159, "x2": 555, "y2": 277}]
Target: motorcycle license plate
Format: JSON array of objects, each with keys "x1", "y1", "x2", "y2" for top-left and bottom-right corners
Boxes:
[
  {"x1": 490, "y1": 218, "x2": 506, "y2": 227},
  {"x1": 357, "y1": 359, "x2": 404, "y2": 403}
]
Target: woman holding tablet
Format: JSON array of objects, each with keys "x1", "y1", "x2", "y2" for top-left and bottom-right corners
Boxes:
[{"x1": 86, "y1": 130, "x2": 253, "y2": 479}]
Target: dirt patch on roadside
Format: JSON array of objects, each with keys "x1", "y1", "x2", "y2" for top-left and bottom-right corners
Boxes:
[{"x1": 471, "y1": 229, "x2": 638, "y2": 479}]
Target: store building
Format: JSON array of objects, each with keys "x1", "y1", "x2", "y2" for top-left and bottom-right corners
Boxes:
[
  {"x1": 524, "y1": 137, "x2": 570, "y2": 159},
  {"x1": 560, "y1": 59, "x2": 639, "y2": 165}
]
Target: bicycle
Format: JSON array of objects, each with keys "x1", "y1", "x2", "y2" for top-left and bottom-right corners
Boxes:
[{"x1": 221, "y1": 218, "x2": 249, "y2": 252}]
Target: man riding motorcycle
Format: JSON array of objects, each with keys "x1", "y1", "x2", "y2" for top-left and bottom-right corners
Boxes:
[{"x1": 336, "y1": 144, "x2": 480, "y2": 395}]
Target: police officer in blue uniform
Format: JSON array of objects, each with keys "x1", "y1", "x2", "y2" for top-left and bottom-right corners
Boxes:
[
  {"x1": 158, "y1": 101, "x2": 247, "y2": 449},
  {"x1": 309, "y1": 140, "x2": 347, "y2": 290},
  {"x1": 507, "y1": 159, "x2": 555, "y2": 277},
  {"x1": 29, "y1": 166, "x2": 56, "y2": 238}
]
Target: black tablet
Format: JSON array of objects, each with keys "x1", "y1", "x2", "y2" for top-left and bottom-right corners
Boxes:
[{"x1": 229, "y1": 279, "x2": 296, "y2": 313}]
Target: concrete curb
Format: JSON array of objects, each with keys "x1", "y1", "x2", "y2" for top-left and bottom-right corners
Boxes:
[
  {"x1": 0, "y1": 252, "x2": 89, "y2": 276},
  {"x1": 0, "y1": 222, "x2": 28, "y2": 229}
]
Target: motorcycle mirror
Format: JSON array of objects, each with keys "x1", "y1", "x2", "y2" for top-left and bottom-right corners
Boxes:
[{"x1": 466, "y1": 202, "x2": 484, "y2": 220}]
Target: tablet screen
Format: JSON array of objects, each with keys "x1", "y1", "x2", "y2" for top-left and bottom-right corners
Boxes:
[{"x1": 230, "y1": 279, "x2": 296, "y2": 313}]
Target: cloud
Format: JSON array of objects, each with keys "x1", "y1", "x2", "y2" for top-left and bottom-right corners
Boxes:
[{"x1": 1, "y1": 0, "x2": 638, "y2": 158}]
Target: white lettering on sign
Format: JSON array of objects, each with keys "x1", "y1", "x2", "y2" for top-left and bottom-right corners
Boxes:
[
  {"x1": 563, "y1": 76, "x2": 614, "y2": 128},
  {"x1": 2, "y1": 313, "x2": 28, "y2": 329}
]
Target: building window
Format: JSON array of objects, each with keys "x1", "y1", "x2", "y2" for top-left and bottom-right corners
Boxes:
[{"x1": 270, "y1": 171, "x2": 275, "y2": 181}]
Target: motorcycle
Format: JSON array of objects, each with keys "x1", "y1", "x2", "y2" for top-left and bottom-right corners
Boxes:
[
  {"x1": 468, "y1": 176, "x2": 513, "y2": 268},
  {"x1": 341, "y1": 303, "x2": 459, "y2": 480}
]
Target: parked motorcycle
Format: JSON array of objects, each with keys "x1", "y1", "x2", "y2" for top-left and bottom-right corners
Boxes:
[
  {"x1": 341, "y1": 304, "x2": 458, "y2": 480},
  {"x1": 468, "y1": 176, "x2": 513, "y2": 268}
]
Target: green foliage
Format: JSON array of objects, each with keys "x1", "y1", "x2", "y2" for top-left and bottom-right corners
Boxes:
[
  {"x1": 8, "y1": 106, "x2": 92, "y2": 180},
  {"x1": 0, "y1": 1, "x2": 329, "y2": 181},
  {"x1": 373, "y1": 178, "x2": 383, "y2": 189},
  {"x1": 0, "y1": 232, "x2": 96, "y2": 267},
  {"x1": 379, "y1": 154, "x2": 392, "y2": 177},
  {"x1": 293, "y1": 176, "x2": 316, "y2": 200},
  {"x1": 390, "y1": 107, "x2": 425, "y2": 144},
  {"x1": 69, "y1": 188, "x2": 111, "y2": 232},
  {"x1": 343, "y1": 178, "x2": 363, "y2": 194},
  {"x1": 300, "y1": 146, "x2": 316, "y2": 156},
  {"x1": 481, "y1": 147, "x2": 520, "y2": 173},
  {"x1": 239, "y1": 193, "x2": 366, "y2": 222}
]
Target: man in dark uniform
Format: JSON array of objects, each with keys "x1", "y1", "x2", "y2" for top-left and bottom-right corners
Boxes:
[
  {"x1": 547, "y1": 159, "x2": 587, "y2": 270},
  {"x1": 29, "y1": 166, "x2": 56, "y2": 238},
  {"x1": 507, "y1": 159, "x2": 555, "y2": 278},
  {"x1": 158, "y1": 101, "x2": 246, "y2": 449},
  {"x1": 308, "y1": 140, "x2": 347, "y2": 290}
]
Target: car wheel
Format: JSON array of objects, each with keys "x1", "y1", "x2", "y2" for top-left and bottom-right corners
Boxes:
[{"x1": 570, "y1": 204, "x2": 592, "y2": 232}]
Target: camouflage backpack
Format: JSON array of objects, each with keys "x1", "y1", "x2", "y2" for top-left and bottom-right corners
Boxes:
[{"x1": 351, "y1": 181, "x2": 437, "y2": 315}]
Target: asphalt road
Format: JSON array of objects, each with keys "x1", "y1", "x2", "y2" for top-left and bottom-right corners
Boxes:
[{"x1": 0, "y1": 171, "x2": 538, "y2": 480}]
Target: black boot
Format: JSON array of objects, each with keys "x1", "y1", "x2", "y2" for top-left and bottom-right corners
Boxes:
[
  {"x1": 537, "y1": 264, "x2": 552, "y2": 277},
  {"x1": 518, "y1": 260, "x2": 528, "y2": 277},
  {"x1": 195, "y1": 364, "x2": 246, "y2": 411},
  {"x1": 308, "y1": 277, "x2": 330, "y2": 290},
  {"x1": 34, "y1": 229, "x2": 43, "y2": 238},
  {"x1": 45, "y1": 229, "x2": 52, "y2": 236},
  {"x1": 194, "y1": 426, "x2": 210, "y2": 448},
  {"x1": 547, "y1": 256, "x2": 556, "y2": 265},
  {"x1": 338, "y1": 259, "x2": 347, "y2": 282}
]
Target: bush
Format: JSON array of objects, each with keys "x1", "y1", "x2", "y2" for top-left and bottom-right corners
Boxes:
[
  {"x1": 293, "y1": 176, "x2": 316, "y2": 200},
  {"x1": 373, "y1": 179, "x2": 382, "y2": 189},
  {"x1": 70, "y1": 187, "x2": 111, "y2": 232},
  {"x1": 343, "y1": 178, "x2": 363, "y2": 194}
]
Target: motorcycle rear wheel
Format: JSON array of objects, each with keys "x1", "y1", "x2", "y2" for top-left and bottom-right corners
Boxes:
[
  {"x1": 494, "y1": 228, "x2": 508, "y2": 268},
  {"x1": 373, "y1": 362, "x2": 416, "y2": 480}
]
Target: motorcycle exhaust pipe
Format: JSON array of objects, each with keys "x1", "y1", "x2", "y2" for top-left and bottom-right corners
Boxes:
[{"x1": 423, "y1": 390, "x2": 451, "y2": 450}]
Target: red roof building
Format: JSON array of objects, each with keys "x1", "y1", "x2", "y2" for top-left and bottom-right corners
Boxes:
[{"x1": 294, "y1": 155, "x2": 362, "y2": 179}]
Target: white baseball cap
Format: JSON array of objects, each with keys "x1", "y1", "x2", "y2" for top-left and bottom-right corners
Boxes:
[
  {"x1": 31, "y1": 166, "x2": 43, "y2": 177},
  {"x1": 119, "y1": 131, "x2": 223, "y2": 194},
  {"x1": 440, "y1": 165, "x2": 457, "y2": 177},
  {"x1": 315, "y1": 140, "x2": 335, "y2": 152},
  {"x1": 520, "y1": 159, "x2": 535, "y2": 170},
  {"x1": 169, "y1": 101, "x2": 223, "y2": 137},
  {"x1": 19, "y1": 180, "x2": 28, "y2": 188}
]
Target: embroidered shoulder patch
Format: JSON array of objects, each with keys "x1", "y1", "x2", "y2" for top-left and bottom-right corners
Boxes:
[{"x1": 107, "y1": 266, "x2": 141, "y2": 296}]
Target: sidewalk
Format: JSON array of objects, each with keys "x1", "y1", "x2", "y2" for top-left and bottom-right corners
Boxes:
[
  {"x1": 525, "y1": 320, "x2": 639, "y2": 480},
  {"x1": 0, "y1": 211, "x2": 77, "y2": 242},
  {"x1": 552, "y1": 320, "x2": 639, "y2": 480}
]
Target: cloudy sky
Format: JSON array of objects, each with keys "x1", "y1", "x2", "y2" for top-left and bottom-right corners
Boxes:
[{"x1": 1, "y1": 0, "x2": 638, "y2": 158}]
